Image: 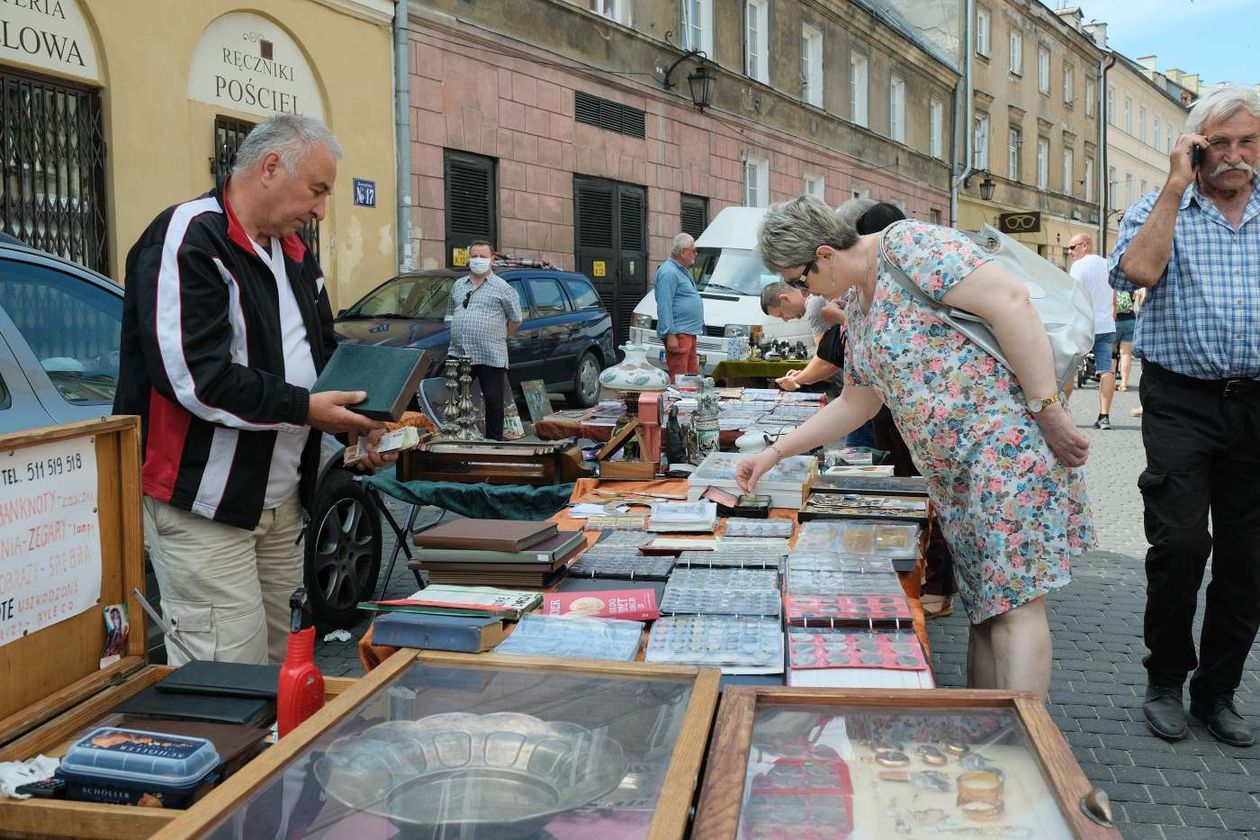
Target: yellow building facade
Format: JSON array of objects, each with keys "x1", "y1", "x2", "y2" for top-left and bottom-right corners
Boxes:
[{"x1": 0, "y1": 0, "x2": 397, "y2": 309}]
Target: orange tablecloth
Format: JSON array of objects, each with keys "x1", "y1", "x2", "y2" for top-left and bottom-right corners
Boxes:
[
  {"x1": 533, "y1": 416, "x2": 740, "y2": 448},
  {"x1": 359, "y1": 477, "x2": 929, "y2": 671}
]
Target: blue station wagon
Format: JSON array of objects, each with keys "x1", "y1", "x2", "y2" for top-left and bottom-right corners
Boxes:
[{"x1": 334, "y1": 263, "x2": 616, "y2": 407}]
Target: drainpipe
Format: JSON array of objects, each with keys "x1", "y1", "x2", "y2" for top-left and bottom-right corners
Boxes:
[
  {"x1": 395, "y1": 0, "x2": 413, "y2": 271},
  {"x1": 950, "y1": 0, "x2": 975, "y2": 227},
  {"x1": 1098, "y1": 50, "x2": 1116, "y2": 248}
]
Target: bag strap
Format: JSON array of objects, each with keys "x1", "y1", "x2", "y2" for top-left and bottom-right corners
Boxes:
[{"x1": 877, "y1": 228, "x2": 948, "y2": 313}]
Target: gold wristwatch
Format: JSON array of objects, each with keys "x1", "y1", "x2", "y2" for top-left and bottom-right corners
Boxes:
[{"x1": 1025, "y1": 393, "x2": 1060, "y2": 414}]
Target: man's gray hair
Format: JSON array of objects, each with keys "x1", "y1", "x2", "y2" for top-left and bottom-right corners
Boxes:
[
  {"x1": 760, "y1": 281, "x2": 793, "y2": 315},
  {"x1": 756, "y1": 196, "x2": 859, "y2": 272},
  {"x1": 232, "y1": 114, "x2": 343, "y2": 176},
  {"x1": 836, "y1": 197, "x2": 877, "y2": 229},
  {"x1": 670, "y1": 232, "x2": 696, "y2": 257},
  {"x1": 1185, "y1": 84, "x2": 1260, "y2": 136}
]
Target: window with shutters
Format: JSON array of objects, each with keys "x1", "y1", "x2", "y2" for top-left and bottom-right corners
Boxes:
[
  {"x1": 890, "y1": 74, "x2": 906, "y2": 143},
  {"x1": 976, "y1": 7, "x2": 990, "y2": 57},
  {"x1": 1062, "y1": 146, "x2": 1074, "y2": 196},
  {"x1": 850, "y1": 51, "x2": 868, "y2": 127},
  {"x1": 574, "y1": 91, "x2": 646, "y2": 139},
  {"x1": 1036, "y1": 136, "x2": 1048, "y2": 189},
  {"x1": 973, "y1": 112, "x2": 989, "y2": 170},
  {"x1": 1037, "y1": 46, "x2": 1050, "y2": 94},
  {"x1": 744, "y1": 156, "x2": 769, "y2": 207},
  {"x1": 1084, "y1": 156, "x2": 1094, "y2": 203},
  {"x1": 680, "y1": 194, "x2": 708, "y2": 239},
  {"x1": 1009, "y1": 31, "x2": 1022, "y2": 76},
  {"x1": 443, "y1": 149, "x2": 497, "y2": 268},
  {"x1": 801, "y1": 23, "x2": 823, "y2": 107},
  {"x1": 929, "y1": 98, "x2": 944, "y2": 159},
  {"x1": 745, "y1": 0, "x2": 769, "y2": 84}
]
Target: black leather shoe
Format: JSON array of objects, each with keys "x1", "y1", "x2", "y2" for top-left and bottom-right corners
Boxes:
[
  {"x1": 1143, "y1": 684, "x2": 1188, "y2": 741},
  {"x1": 1190, "y1": 699, "x2": 1255, "y2": 748}
]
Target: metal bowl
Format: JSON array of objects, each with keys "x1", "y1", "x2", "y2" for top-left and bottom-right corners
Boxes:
[{"x1": 314, "y1": 712, "x2": 628, "y2": 839}]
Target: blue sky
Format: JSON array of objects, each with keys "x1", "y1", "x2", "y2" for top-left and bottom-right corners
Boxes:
[{"x1": 1057, "y1": 0, "x2": 1257, "y2": 87}]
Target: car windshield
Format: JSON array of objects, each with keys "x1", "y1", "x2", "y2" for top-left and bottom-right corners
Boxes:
[
  {"x1": 693, "y1": 248, "x2": 781, "y2": 296},
  {"x1": 342, "y1": 276, "x2": 455, "y2": 320}
]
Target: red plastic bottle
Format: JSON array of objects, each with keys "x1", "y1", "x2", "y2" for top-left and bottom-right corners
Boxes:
[{"x1": 277, "y1": 588, "x2": 325, "y2": 738}]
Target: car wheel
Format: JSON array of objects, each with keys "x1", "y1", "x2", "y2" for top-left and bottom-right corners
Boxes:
[
  {"x1": 567, "y1": 351, "x2": 602, "y2": 407},
  {"x1": 304, "y1": 469, "x2": 381, "y2": 630}
]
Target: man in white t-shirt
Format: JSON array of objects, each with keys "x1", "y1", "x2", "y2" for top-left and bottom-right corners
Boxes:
[{"x1": 1068, "y1": 234, "x2": 1117, "y2": 429}]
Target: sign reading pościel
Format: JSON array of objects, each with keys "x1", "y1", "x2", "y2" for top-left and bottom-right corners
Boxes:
[
  {"x1": 188, "y1": 12, "x2": 324, "y2": 121},
  {"x1": 0, "y1": 0, "x2": 100, "y2": 83},
  {"x1": 0, "y1": 435, "x2": 101, "y2": 648}
]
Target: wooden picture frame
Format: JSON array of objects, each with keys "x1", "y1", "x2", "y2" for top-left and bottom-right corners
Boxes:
[
  {"x1": 521, "y1": 378, "x2": 552, "y2": 424},
  {"x1": 153, "y1": 651, "x2": 721, "y2": 840},
  {"x1": 692, "y1": 687, "x2": 1121, "y2": 840}
]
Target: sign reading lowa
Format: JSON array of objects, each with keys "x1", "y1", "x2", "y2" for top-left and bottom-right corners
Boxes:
[
  {"x1": 998, "y1": 211, "x2": 1042, "y2": 234},
  {"x1": 188, "y1": 12, "x2": 324, "y2": 121},
  {"x1": 0, "y1": 0, "x2": 99, "y2": 83}
]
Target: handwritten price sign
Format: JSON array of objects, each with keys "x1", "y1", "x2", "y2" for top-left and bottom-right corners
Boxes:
[{"x1": 0, "y1": 436, "x2": 101, "y2": 647}]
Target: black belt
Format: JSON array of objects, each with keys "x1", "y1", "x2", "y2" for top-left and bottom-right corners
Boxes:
[{"x1": 1145, "y1": 362, "x2": 1260, "y2": 397}]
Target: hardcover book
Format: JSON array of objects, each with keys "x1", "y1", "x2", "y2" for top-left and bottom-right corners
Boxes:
[
  {"x1": 414, "y1": 529, "x2": 583, "y2": 565},
  {"x1": 370, "y1": 612, "x2": 506, "y2": 652},
  {"x1": 413, "y1": 519, "x2": 558, "y2": 553},
  {"x1": 311, "y1": 344, "x2": 429, "y2": 421}
]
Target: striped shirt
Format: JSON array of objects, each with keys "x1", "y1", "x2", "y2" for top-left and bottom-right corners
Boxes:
[
  {"x1": 1109, "y1": 178, "x2": 1260, "y2": 380},
  {"x1": 446, "y1": 273, "x2": 523, "y2": 369}
]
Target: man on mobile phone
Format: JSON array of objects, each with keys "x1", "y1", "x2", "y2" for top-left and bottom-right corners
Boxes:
[{"x1": 1110, "y1": 85, "x2": 1260, "y2": 747}]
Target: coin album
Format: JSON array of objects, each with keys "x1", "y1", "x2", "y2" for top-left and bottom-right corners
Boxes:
[
  {"x1": 644, "y1": 615, "x2": 784, "y2": 674},
  {"x1": 785, "y1": 594, "x2": 915, "y2": 627},
  {"x1": 567, "y1": 553, "x2": 676, "y2": 581},
  {"x1": 723, "y1": 518, "x2": 795, "y2": 539},
  {"x1": 788, "y1": 629, "x2": 928, "y2": 671},
  {"x1": 494, "y1": 614, "x2": 644, "y2": 661}
]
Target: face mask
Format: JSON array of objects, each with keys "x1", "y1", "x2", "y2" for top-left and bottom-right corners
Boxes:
[{"x1": 468, "y1": 257, "x2": 492, "y2": 275}]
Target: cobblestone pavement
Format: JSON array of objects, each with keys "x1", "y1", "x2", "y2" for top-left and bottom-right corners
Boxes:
[{"x1": 314, "y1": 360, "x2": 1260, "y2": 838}]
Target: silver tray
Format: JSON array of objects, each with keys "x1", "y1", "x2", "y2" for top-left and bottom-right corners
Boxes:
[{"x1": 315, "y1": 712, "x2": 628, "y2": 839}]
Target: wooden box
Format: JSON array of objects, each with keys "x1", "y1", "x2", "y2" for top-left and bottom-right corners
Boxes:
[
  {"x1": 150, "y1": 651, "x2": 721, "y2": 839},
  {"x1": 693, "y1": 687, "x2": 1121, "y2": 839},
  {"x1": 397, "y1": 439, "x2": 586, "y2": 485},
  {"x1": 0, "y1": 418, "x2": 364, "y2": 839}
]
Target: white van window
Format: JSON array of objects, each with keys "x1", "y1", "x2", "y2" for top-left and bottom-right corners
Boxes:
[{"x1": 695, "y1": 249, "x2": 780, "y2": 296}]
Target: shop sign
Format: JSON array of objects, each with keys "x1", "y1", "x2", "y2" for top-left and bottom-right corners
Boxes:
[
  {"x1": 352, "y1": 178, "x2": 376, "y2": 207},
  {"x1": 0, "y1": 435, "x2": 101, "y2": 647},
  {"x1": 0, "y1": 0, "x2": 99, "y2": 83},
  {"x1": 998, "y1": 211, "x2": 1041, "y2": 234},
  {"x1": 188, "y1": 12, "x2": 324, "y2": 121}
]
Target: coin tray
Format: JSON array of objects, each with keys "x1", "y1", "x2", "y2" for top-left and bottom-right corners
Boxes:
[
  {"x1": 495, "y1": 614, "x2": 645, "y2": 661},
  {"x1": 788, "y1": 628, "x2": 928, "y2": 671},
  {"x1": 741, "y1": 757, "x2": 855, "y2": 840},
  {"x1": 786, "y1": 553, "x2": 896, "y2": 574},
  {"x1": 675, "y1": 551, "x2": 781, "y2": 570},
  {"x1": 645, "y1": 615, "x2": 784, "y2": 670},
  {"x1": 659, "y1": 588, "x2": 782, "y2": 617},
  {"x1": 723, "y1": 518, "x2": 794, "y2": 539},
  {"x1": 785, "y1": 569, "x2": 904, "y2": 596},
  {"x1": 568, "y1": 553, "x2": 675, "y2": 580},
  {"x1": 668, "y1": 568, "x2": 779, "y2": 591},
  {"x1": 719, "y1": 536, "x2": 792, "y2": 553},
  {"x1": 583, "y1": 514, "x2": 648, "y2": 531},
  {"x1": 785, "y1": 594, "x2": 914, "y2": 627}
]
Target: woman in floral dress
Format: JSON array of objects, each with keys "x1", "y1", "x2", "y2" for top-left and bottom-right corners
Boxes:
[{"x1": 738, "y1": 196, "x2": 1094, "y2": 696}]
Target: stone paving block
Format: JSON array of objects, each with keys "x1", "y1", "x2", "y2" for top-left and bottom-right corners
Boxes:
[
  {"x1": 1065, "y1": 730, "x2": 1105, "y2": 749},
  {"x1": 1160, "y1": 768, "x2": 1206, "y2": 788},
  {"x1": 1146, "y1": 785, "x2": 1202, "y2": 807},
  {"x1": 1217, "y1": 808, "x2": 1260, "y2": 832},
  {"x1": 1176, "y1": 807, "x2": 1226, "y2": 829},
  {"x1": 1104, "y1": 781, "x2": 1153, "y2": 803},
  {"x1": 1200, "y1": 756, "x2": 1245, "y2": 775},
  {"x1": 1112, "y1": 765, "x2": 1164, "y2": 785},
  {"x1": 1118, "y1": 821, "x2": 1165, "y2": 840},
  {"x1": 1199, "y1": 788, "x2": 1257, "y2": 809},
  {"x1": 1168, "y1": 828, "x2": 1242, "y2": 840},
  {"x1": 1082, "y1": 717, "x2": 1131, "y2": 735},
  {"x1": 1122, "y1": 803, "x2": 1183, "y2": 826},
  {"x1": 1092, "y1": 747, "x2": 1136, "y2": 766},
  {"x1": 1129, "y1": 750, "x2": 1208, "y2": 770},
  {"x1": 1075, "y1": 760, "x2": 1116, "y2": 782}
]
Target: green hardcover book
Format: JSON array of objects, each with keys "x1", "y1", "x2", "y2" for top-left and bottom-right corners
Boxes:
[{"x1": 311, "y1": 344, "x2": 429, "y2": 421}]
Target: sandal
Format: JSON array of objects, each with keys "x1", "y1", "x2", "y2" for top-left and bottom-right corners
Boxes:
[{"x1": 921, "y1": 594, "x2": 954, "y2": 619}]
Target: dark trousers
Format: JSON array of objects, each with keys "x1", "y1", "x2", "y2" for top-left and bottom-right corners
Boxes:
[
  {"x1": 471, "y1": 364, "x2": 508, "y2": 440},
  {"x1": 1139, "y1": 363, "x2": 1260, "y2": 701}
]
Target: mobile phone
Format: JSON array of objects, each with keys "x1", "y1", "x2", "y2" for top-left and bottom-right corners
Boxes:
[{"x1": 1190, "y1": 145, "x2": 1204, "y2": 170}]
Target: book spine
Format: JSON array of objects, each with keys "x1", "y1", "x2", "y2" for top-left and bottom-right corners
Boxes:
[{"x1": 372, "y1": 620, "x2": 488, "y2": 653}]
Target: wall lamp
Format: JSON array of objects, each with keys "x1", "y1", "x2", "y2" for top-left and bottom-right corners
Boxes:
[
  {"x1": 663, "y1": 49, "x2": 716, "y2": 112},
  {"x1": 964, "y1": 171, "x2": 997, "y2": 201}
]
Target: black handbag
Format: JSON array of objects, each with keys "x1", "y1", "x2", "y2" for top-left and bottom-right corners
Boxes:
[{"x1": 815, "y1": 323, "x2": 846, "y2": 367}]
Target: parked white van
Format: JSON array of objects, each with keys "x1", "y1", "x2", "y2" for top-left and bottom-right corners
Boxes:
[{"x1": 629, "y1": 206, "x2": 814, "y2": 373}]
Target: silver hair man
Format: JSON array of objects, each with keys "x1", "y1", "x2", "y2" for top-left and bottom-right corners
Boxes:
[
  {"x1": 757, "y1": 196, "x2": 859, "y2": 272},
  {"x1": 670, "y1": 232, "x2": 696, "y2": 257},
  {"x1": 836, "y1": 197, "x2": 877, "y2": 230},
  {"x1": 232, "y1": 114, "x2": 343, "y2": 176},
  {"x1": 1185, "y1": 84, "x2": 1260, "y2": 137}
]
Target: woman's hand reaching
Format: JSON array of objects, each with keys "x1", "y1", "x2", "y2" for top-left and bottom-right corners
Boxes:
[
  {"x1": 1034, "y1": 404, "x2": 1090, "y2": 468},
  {"x1": 736, "y1": 448, "x2": 780, "y2": 494}
]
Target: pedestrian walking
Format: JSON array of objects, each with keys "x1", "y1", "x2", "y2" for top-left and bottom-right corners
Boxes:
[
  {"x1": 740, "y1": 196, "x2": 1093, "y2": 697},
  {"x1": 446, "y1": 240, "x2": 523, "y2": 440},
  {"x1": 115, "y1": 115, "x2": 386, "y2": 665},
  {"x1": 1109, "y1": 85, "x2": 1260, "y2": 747},
  {"x1": 1067, "y1": 234, "x2": 1117, "y2": 429},
  {"x1": 653, "y1": 233, "x2": 703, "y2": 381}
]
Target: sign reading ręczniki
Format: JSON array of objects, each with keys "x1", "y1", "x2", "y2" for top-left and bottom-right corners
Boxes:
[
  {"x1": 187, "y1": 12, "x2": 324, "y2": 121},
  {"x1": 0, "y1": 435, "x2": 101, "y2": 647}
]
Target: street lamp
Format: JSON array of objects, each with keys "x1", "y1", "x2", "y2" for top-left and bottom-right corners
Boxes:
[
  {"x1": 663, "y1": 49, "x2": 715, "y2": 112},
  {"x1": 978, "y1": 174, "x2": 996, "y2": 201}
]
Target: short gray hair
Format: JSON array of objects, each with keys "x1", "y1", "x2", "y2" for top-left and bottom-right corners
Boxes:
[
  {"x1": 1185, "y1": 84, "x2": 1260, "y2": 136},
  {"x1": 836, "y1": 197, "x2": 877, "y2": 229},
  {"x1": 670, "y1": 232, "x2": 696, "y2": 257},
  {"x1": 232, "y1": 114, "x2": 343, "y2": 176},
  {"x1": 760, "y1": 281, "x2": 792, "y2": 315},
  {"x1": 756, "y1": 196, "x2": 859, "y2": 272}
]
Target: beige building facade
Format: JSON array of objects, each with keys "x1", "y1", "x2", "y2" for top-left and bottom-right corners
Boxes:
[
  {"x1": 959, "y1": 1, "x2": 1103, "y2": 270},
  {"x1": 404, "y1": 0, "x2": 959, "y2": 340},
  {"x1": 0, "y1": 0, "x2": 397, "y2": 308},
  {"x1": 1102, "y1": 54, "x2": 1192, "y2": 252}
]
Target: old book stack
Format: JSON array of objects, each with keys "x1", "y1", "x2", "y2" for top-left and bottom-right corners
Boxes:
[
  {"x1": 361, "y1": 585, "x2": 542, "y2": 653},
  {"x1": 410, "y1": 518, "x2": 586, "y2": 586},
  {"x1": 782, "y1": 552, "x2": 933, "y2": 689}
]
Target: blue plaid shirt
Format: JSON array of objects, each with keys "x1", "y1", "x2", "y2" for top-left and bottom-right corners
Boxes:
[{"x1": 1109, "y1": 178, "x2": 1260, "y2": 380}]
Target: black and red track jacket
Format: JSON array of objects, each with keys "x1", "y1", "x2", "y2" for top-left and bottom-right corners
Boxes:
[{"x1": 114, "y1": 185, "x2": 337, "y2": 530}]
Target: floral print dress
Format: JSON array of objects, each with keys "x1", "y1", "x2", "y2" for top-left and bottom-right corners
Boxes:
[{"x1": 844, "y1": 221, "x2": 1095, "y2": 623}]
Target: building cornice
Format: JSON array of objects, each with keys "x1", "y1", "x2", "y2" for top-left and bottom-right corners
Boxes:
[{"x1": 312, "y1": 0, "x2": 394, "y2": 25}]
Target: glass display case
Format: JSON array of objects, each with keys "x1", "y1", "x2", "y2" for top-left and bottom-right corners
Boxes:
[
  {"x1": 692, "y1": 688, "x2": 1120, "y2": 840},
  {"x1": 152, "y1": 652, "x2": 719, "y2": 840}
]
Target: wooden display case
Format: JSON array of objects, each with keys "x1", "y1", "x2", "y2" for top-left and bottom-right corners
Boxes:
[
  {"x1": 0, "y1": 419, "x2": 363, "y2": 839},
  {"x1": 151, "y1": 651, "x2": 721, "y2": 840},
  {"x1": 693, "y1": 687, "x2": 1121, "y2": 840}
]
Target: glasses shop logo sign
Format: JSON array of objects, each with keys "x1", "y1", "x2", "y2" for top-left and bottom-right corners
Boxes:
[
  {"x1": 188, "y1": 12, "x2": 325, "y2": 121},
  {"x1": 0, "y1": 0, "x2": 99, "y2": 82},
  {"x1": 997, "y1": 212, "x2": 1041, "y2": 234}
]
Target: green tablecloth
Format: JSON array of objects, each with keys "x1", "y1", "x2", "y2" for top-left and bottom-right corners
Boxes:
[
  {"x1": 365, "y1": 465, "x2": 573, "y2": 520},
  {"x1": 711, "y1": 358, "x2": 809, "y2": 383}
]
